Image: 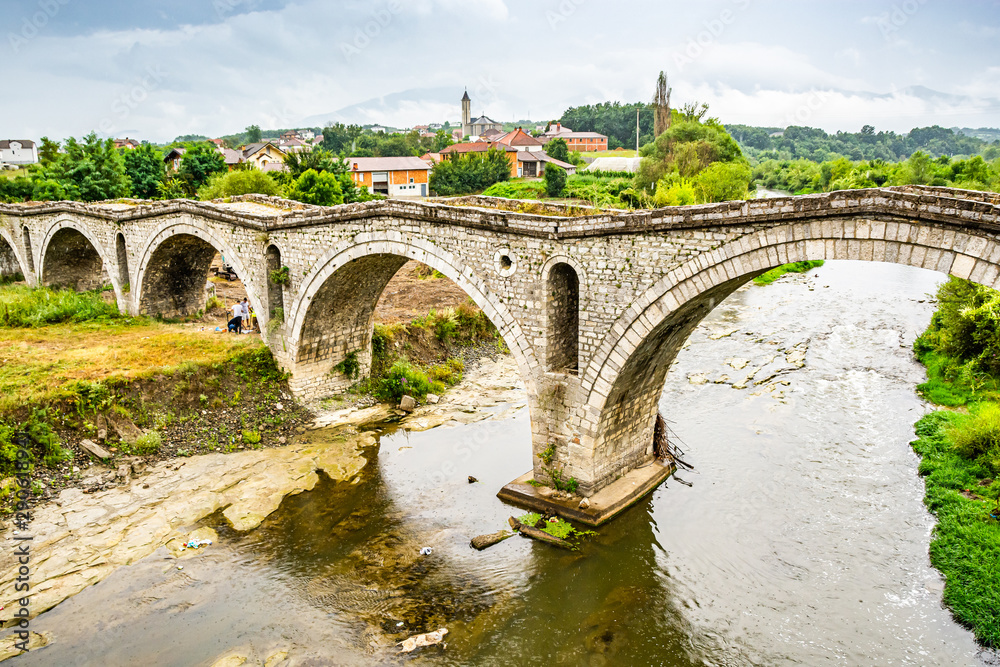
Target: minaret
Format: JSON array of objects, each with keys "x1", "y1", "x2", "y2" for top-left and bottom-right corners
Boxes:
[{"x1": 461, "y1": 89, "x2": 471, "y2": 139}]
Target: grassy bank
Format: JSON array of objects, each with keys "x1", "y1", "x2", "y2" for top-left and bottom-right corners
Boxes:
[
  {"x1": 752, "y1": 260, "x2": 824, "y2": 286},
  {"x1": 911, "y1": 276, "x2": 1000, "y2": 647},
  {"x1": 333, "y1": 301, "x2": 506, "y2": 406},
  {"x1": 0, "y1": 284, "x2": 309, "y2": 502}
]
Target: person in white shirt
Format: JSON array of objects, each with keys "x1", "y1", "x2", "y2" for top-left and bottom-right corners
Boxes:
[{"x1": 228, "y1": 301, "x2": 244, "y2": 333}]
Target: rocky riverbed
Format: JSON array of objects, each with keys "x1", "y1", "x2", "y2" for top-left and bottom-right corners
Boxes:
[{"x1": 0, "y1": 355, "x2": 524, "y2": 651}]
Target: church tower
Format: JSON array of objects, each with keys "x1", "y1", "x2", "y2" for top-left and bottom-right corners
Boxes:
[{"x1": 461, "y1": 89, "x2": 471, "y2": 138}]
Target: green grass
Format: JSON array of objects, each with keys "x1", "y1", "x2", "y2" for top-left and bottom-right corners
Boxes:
[
  {"x1": 910, "y1": 411, "x2": 1000, "y2": 647},
  {"x1": 914, "y1": 349, "x2": 1000, "y2": 407},
  {"x1": 0, "y1": 284, "x2": 123, "y2": 327},
  {"x1": 752, "y1": 260, "x2": 825, "y2": 286}
]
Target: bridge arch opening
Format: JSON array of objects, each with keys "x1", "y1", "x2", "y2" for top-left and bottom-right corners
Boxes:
[
  {"x1": 582, "y1": 215, "x2": 1000, "y2": 494},
  {"x1": 265, "y1": 244, "x2": 285, "y2": 321},
  {"x1": 138, "y1": 233, "x2": 220, "y2": 318},
  {"x1": 0, "y1": 234, "x2": 24, "y2": 282},
  {"x1": 21, "y1": 227, "x2": 34, "y2": 274},
  {"x1": 116, "y1": 233, "x2": 130, "y2": 291},
  {"x1": 546, "y1": 262, "x2": 579, "y2": 373},
  {"x1": 41, "y1": 227, "x2": 107, "y2": 291}
]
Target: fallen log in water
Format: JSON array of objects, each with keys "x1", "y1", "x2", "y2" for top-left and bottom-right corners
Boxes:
[
  {"x1": 508, "y1": 516, "x2": 573, "y2": 550},
  {"x1": 470, "y1": 530, "x2": 512, "y2": 551}
]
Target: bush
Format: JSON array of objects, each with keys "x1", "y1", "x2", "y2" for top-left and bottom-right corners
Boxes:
[
  {"x1": 430, "y1": 148, "x2": 511, "y2": 196},
  {"x1": 241, "y1": 430, "x2": 261, "y2": 445},
  {"x1": 374, "y1": 360, "x2": 437, "y2": 402},
  {"x1": 133, "y1": 430, "x2": 163, "y2": 455},
  {"x1": 285, "y1": 168, "x2": 344, "y2": 206},
  {"x1": 198, "y1": 167, "x2": 281, "y2": 199},
  {"x1": 948, "y1": 403, "x2": 1000, "y2": 475},
  {"x1": 544, "y1": 164, "x2": 567, "y2": 197}
]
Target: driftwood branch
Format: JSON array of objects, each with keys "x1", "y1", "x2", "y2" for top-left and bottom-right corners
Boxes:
[{"x1": 508, "y1": 516, "x2": 573, "y2": 550}]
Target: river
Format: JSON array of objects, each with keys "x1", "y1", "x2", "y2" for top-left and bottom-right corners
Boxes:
[{"x1": 10, "y1": 260, "x2": 996, "y2": 666}]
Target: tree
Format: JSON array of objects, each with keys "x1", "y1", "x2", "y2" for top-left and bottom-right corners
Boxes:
[
  {"x1": 37, "y1": 137, "x2": 60, "y2": 166},
  {"x1": 285, "y1": 169, "x2": 344, "y2": 206},
  {"x1": 51, "y1": 133, "x2": 131, "y2": 201},
  {"x1": 123, "y1": 144, "x2": 165, "y2": 199},
  {"x1": 283, "y1": 146, "x2": 341, "y2": 178},
  {"x1": 178, "y1": 143, "x2": 227, "y2": 193},
  {"x1": 544, "y1": 164, "x2": 567, "y2": 197},
  {"x1": 544, "y1": 137, "x2": 569, "y2": 163},
  {"x1": 197, "y1": 167, "x2": 281, "y2": 199},
  {"x1": 692, "y1": 162, "x2": 753, "y2": 203},
  {"x1": 653, "y1": 71, "x2": 672, "y2": 137},
  {"x1": 430, "y1": 148, "x2": 511, "y2": 196},
  {"x1": 636, "y1": 109, "x2": 747, "y2": 191},
  {"x1": 246, "y1": 125, "x2": 262, "y2": 143}
]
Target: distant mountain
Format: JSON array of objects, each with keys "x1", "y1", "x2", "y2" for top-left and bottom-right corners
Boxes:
[{"x1": 300, "y1": 87, "x2": 462, "y2": 128}]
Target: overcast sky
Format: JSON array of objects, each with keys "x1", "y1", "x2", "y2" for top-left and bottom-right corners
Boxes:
[{"x1": 2, "y1": 0, "x2": 998, "y2": 143}]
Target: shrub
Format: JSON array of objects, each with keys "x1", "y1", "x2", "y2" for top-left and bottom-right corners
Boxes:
[
  {"x1": 544, "y1": 164, "x2": 567, "y2": 197},
  {"x1": 133, "y1": 430, "x2": 163, "y2": 455},
  {"x1": 375, "y1": 360, "x2": 435, "y2": 402},
  {"x1": 286, "y1": 168, "x2": 344, "y2": 206},
  {"x1": 241, "y1": 430, "x2": 261, "y2": 445},
  {"x1": 948, "y1": 403, "x2": 1000, "y2": 474}
]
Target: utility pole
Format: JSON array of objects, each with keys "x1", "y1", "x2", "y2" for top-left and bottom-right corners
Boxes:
[{"x1": 636, "y1": 108, "x2": 639, "y2": 154}]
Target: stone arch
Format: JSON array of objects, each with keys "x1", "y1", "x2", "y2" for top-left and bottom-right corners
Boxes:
[
  {"x1": 0, "y1": 228, "x2": 27, "y2": 282},
  {"x1": 577, "y1": 216, "x2": 1000, "y2": 494},
  {"x1": 545, "y1": 262, "x2": 580, "y2": 373},
  {"x1": 39, "y1": 221, "x2": 114, "y2": 293},
  {"x1": 265, "y1": 243, "x2": 285, "y2": 321},
  {"x1": 135, "y1": 223, "x2": 262, "y2": 322},
  {"x1": 285, "y1": 234, "x2": 539, "y2": 399},
  {"x1": 115, "y1": 232, "x2": 130, "y2": 291}
]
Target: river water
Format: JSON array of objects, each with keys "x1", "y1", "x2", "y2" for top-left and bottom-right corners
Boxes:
[{"x1": 13, "y1": 261, "x2": 997, "y2": 666}]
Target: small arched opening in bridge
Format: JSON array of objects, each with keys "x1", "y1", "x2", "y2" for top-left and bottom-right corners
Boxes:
[
  {"x1": 0, "y1": 233, "x2": 25, "y2": 282},
  {"x1": 546, "y1": 262, "x2": 579, "y2": 373},
  {"x1": 41, "y1": 227, "x2": 106, "y2": 291},
  {"x1": 21, "y1": 226, "x2": 34, "y2": 274},
  {"x1": 138, "y1": 234, "x2": 223, "y2": 318},
  {"x1": 265, "y1": 244, "x2": 285, "y2": 320},
  {"x1": 116, "y1": 233, "x2": 130, "y2": 291}
]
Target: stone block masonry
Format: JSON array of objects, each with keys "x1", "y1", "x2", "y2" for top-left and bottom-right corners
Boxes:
[{"x1": 2, "y1": 185, "x2": 999, "y2": 500}]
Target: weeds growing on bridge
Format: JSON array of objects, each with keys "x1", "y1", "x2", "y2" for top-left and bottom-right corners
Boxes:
[{"x1": 0, "y1": 284, "x2": 123, "y2": 327}]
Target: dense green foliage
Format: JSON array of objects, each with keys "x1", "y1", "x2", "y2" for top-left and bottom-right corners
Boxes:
[
  {"x1": 558, "y1": 101, "x2": 655, "y2": 150},
  {"x1": 122, "y1": 144, "x2": 166, "y2": 199},
  {"x1": 544, "y1": 164, "x2": 566, "y2": 197},
  {"x1": 0, "y1": 408, "x2": 70, "y2": 475},
  {"x1": 754, "y1": 152, "x2": 1000, "y2": 194},
  {"x1": 321, "y1": 122, "x2": 452, "y2": 157},
  {"x1": 544, "y1": 137, "x2": 569, "y2": 162},
  {"x1": 198, "y1": 167, "x2": 281, "y2": 199},
  {"x1": 752, "y1": 260, "x2": 824, "y2": 286},
  {"x1": 482, "y1": 174, "x2": 637, "y2": 209},
  {"x1": 430, "y1": 148, "x2": 511, "y2": 196},
  {"x1": 910, "y1": 411, "x2": 1000, "y2": 647},
  {"x1": 177, "y1": 142, "x2": 227, "y2": 193},
  {"x1": 729, "y1": 124, "x2": 997, "y2": 162},
  {"x1": 0, "y1": 285, "x2": 122, "y2": 327},
  {"x1": 910, "y1": 276, "x2": 1000, "y2": 646},
  {"x1": 285, "y1": 169, "x2": 344, "y2": 206}
]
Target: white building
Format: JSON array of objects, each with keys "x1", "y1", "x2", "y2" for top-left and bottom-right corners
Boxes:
[{"x1": 0, "y1": 140, "x2": 38, "y2": 165}]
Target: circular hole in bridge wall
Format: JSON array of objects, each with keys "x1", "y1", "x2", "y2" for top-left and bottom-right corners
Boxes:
[{"x1": 493, "y1": 249, "x2": 518, "y2": 277}]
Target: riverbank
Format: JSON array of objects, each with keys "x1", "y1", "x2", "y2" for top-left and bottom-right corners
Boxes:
[
  {"x1": 911, "y1": 277, "x2": 1000, "y2": 648},
  {"x1": 0, "y1": 352, "x2": 523, "y2": 629}
]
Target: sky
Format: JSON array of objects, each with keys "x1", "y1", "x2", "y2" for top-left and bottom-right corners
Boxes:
[{"x1": 2, "y1": 0, "x2": 998, "y2": 143}]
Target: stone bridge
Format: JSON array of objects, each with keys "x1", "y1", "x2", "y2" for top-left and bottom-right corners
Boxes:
[{"x1": 3, "y1": 186, "x2": 999, "y2": 518}]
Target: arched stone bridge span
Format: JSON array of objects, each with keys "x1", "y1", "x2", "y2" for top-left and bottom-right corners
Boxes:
[{"x1": 3, "y1": 185, "x2": 999, "y2": 509}]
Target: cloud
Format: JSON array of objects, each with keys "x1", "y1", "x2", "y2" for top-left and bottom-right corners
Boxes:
[{"x1": 2, "y1": 0, "x2": 997, "y2": 142}]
